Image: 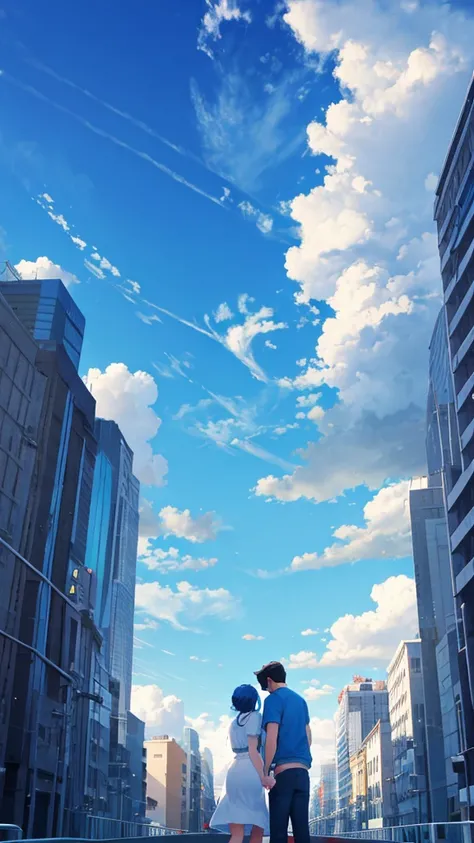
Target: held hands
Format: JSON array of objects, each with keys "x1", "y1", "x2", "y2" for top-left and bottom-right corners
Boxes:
[{"x1": 262, "y1": 775, "x2": 276, "y2": 790}]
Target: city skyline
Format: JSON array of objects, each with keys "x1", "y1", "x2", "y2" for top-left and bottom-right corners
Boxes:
[{"x1": 1, "y1": 0, "x2": 474, "y2": 804}]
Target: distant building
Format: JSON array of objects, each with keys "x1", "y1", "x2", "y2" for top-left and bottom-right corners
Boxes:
[
  {"x1": 145, "y1": 736, "x2": 187, "y2": 829},
  {"x1": 336, "y1": 678, "x2": 389, "y2": 832},
  {"x1": 201, "y1": 747, "x2": 216, "y2": 825},
  {"x1": 410, "y1": 472, "x2": 460, "y2": 819},
  {"x1": 364, "y1": 721, "x2": 395, "y2": 828},
  {"x1": 310, "y1": 760, "x2": 337, "y2": 835},
  {"x1": 126, "y1": 712, "x2": 147, "y2": 820},
  {"x1": 387, "y1": 641, "x2": 428, "y2": 823},
  {"x1": 183, "y1": 728, "x2": 202, "y2": 831},
  {"x1": 85, "y1": 418, "x2": 143, "y2": 821},
  {"x1": 433, "y1": 73, "x2": 474, "y2": 818}
]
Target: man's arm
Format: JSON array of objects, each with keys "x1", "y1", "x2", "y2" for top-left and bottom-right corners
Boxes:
[
  {"x1": 264, "y1": 722, "x2": 279, "y2": 776},
  {"x1": 306, "y1": 723, "x2": 312, "y2": 747}
]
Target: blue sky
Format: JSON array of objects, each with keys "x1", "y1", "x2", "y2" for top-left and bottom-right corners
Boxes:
[{"x1": 1, "y1": 0, "x2": 474, "y2": 780}]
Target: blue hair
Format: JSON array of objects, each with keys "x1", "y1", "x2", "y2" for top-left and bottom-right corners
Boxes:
[{"x1": 231, "y1": 684, "x2": 261, "y2": 715}]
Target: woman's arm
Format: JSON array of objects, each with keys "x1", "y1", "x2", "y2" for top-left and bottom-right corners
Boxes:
[{"x1": 248, "y1": 735, "x2": 264, "y2": 783}]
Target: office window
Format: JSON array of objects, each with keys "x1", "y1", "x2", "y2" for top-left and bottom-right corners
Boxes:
[{"x1": 154, "y1": 753, "x2": 163, "y2": 758}]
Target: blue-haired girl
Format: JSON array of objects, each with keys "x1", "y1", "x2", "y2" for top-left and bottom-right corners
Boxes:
[{"x1": 210, "y1": 684, "x2": 269, "y2": 843}]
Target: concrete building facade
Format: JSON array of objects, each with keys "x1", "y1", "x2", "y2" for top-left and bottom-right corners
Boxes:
[
  {"x1": 387, "y1": 641, "x2": 429, "y2": 824},
  {"x1": 433, "y1": 74, "x2": 474, "y2": 817},
  {"x1": 336, "y1": 678, "x2": 389, "y2": 832},
  {"x1": 145, "y1": 736, "x2": 187, "y2": 830}
]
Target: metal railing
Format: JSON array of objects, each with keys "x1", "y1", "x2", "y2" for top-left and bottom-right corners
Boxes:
[
  {"x1": 316, "y1": 821, "x2": 474, "y2": 843},
  {"x1": 84, "y1": 816, "x2": 183, "y2": 840}
]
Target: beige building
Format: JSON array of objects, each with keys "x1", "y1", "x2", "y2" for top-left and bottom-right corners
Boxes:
[
  {"x1": 145, "y1": 736, "x2": 187, "y2": 829},
  {"x1": 350, "y1": 745, "x2": 367, "y2": 824}
]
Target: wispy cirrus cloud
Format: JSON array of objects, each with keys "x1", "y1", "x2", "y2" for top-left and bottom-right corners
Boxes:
[{"x1": 198, "y1": 0, "x2": 252, "y2": 60}]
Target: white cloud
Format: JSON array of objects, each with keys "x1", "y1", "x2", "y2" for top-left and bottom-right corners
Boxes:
[
  {"x1": 214, "y1": 301, "x2": 234, "y2": 322},
  {"x1": 303, "y1": 684, "x2": 335, "y2": 701},
  {"x1": 83, "y1": 363, "x2": 168, "y2": 487},
  {"x1": 134, "y1": 618, "x2": 159, "y2": 632},
  {"x1": 147, "y1": 505, "x2": 224, "y2": 544},
  {"x1": 242, "y1": 634, "x2": 265, "y2": 641},
  {"x1": 131, "y1": 684, "x2": 184, "y2": 739},
  {"x1": 48, "y1": 210, "x2": 70, "y2": 232},
  {"x1": 70, "y1": 235, "x2": 87, "y2": 250},
  {"x1": 424, "y1": 171, "x2": 438, "y2": 191},
  {"x1": 291, "y1": 480, "x2": 411, "y2": 571},
  {"x1": 135, "y1": 580, "x2": 239, "y2": 631},
  {"x1": 283, "y1": 650, "x2": 320, "y2": 670},
  {"x1": 198, "y1": 0, "x2": 252, "y2": 59},
  {"x1": 319, "y1": 574, "x2": 418, "y2": 665},
  {"x1": 139, "y1": 546, "x2": 218, "y2": 573},
  {"x1": 84, "y1": 258, "x2": 106, "y2": 279},
  {"x1": 257, "y1": 0, "x2": 474, "y2": 503},
  {"x1": 265, "y1": 340, "x2": 277, "y2": 350},
  {"x1": 238, "y1": 200, "x2": 274, "y2": 234},
  {"x1": 238, "y1": 293, "x2": 255, "y2": 314},
  {"x1": 301, "y1": 628, "x2": 319, "y2": 637},
  {"x1": 296, "y1": 393, "x2": 321, "y2": 408},
  {"x1": 41, "y1": 192, "x2": 54, "y2": 204},
  {"x1": 15, "y1": 256, "x2": 79, "y2": 287},
  {"x1": 90, "y1": 251, "x2": 121, "y2": 277},
  {"x1": 220, "y1": 306, "x2": 287, "y2": 381},
  {"x1": 190, "y1": 655, "x2": 210, "y2": 663}
]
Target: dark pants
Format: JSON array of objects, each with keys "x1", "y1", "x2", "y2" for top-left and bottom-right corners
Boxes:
[{"x1": 269, "y1": 768, "x2": 310, "y2": 843}]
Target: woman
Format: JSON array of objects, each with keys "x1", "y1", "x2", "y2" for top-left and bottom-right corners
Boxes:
[{"x1": 210, "y1": 684, "x2": 269, "y2": 843}]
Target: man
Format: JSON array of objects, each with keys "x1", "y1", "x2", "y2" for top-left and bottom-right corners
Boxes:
[{"x1": 255, "y1": 661, "x2": 312, "y2": 843}]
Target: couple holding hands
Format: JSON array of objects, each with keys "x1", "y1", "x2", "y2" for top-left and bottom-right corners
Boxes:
[{"x1": 211, "y1": 661, "x2": 312, "y2": 843}]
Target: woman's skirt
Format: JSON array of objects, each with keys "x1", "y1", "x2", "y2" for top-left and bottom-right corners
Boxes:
[{"x1": 210, "y1": 754, "x2": 269, "y2": 834}]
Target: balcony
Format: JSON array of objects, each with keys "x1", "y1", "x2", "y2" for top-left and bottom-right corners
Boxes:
[
  {"x1": 450, "y1": 503, "x2": 474, "y2": 552},
  {"x1": 448, "y1": 457, "x2": 474, "y2": 510}
]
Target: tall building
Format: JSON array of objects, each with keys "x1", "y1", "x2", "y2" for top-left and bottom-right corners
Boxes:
[
  {"x1": 126, "y1": 712, "x2": 147, "y2": 820},
  {"x1": 433, "y1": 73, "x2": 474, "y2": 819},
  {"x1": 201, "y1": 747, "x2": 216, "y2": 825},
  {"x1": 0, "y1": 271, "x2": 102, "y2": 837},
  {"x1": 335, "y1": 678, "x2": 389, "y2": 832},
  {"x1": 85, "y1": 418, "x2": 142, "y2": 821},
  {"x1": 145, "y1": 736, "x2": 187, "y2": 829},
  {"x1": 387, "y1": 641, "x2": 428, "y2": 824},
  {"x1": 0, "y1": 288, "x2": 46, "y2": 814},
  {"x1": 183, "y1": 727, "x2": 202, "y2": 832},
  {"x1": 349, "y1": 745, "x2": 367, "y2": 829},
  {"x1": 410, "y1": 474, "x2": 460, "y2": 819}
]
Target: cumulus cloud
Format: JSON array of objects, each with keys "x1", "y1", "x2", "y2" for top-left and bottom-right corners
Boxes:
[
  {"x1": 139, "y1": 546, "x2": 218, "y2": 573},
  {"x1": 291, "y1": 480, "x2": 411, "y2": 571},
  {"x1": 301, "y1": 628, "x2": 319, "y2": 637},
  {"x1": 186, "y1": 712, "x2": 234, "y2": 793},
  {"x1": 83, "y1": 363, "x2": 168, "y2": 487},
  {"x1": 135, "y1": 580, "x2": 239, "y2": 630},
  {"x1": 144, "y1": 505, "x2": 224, "y2": 545},
  {"x1": 283, "y1": 651, "x2": 320, "y2": 670},
  {"x1": 256, "y1": 0, "x2": 474, "y2": 503},
  {"x1": 303, "y1": 684, "x2": 335, "y2": 701},
  {"x1": 281, "y1": 575, "x2": 417, "y2": 669},
  {"x1": 15, "y1": 256, "x2": 79, "y2": 287},
  {"x1": 242, "y1": 634, "x2": 265, "y2": 641},
  {"x1": 198, "y1": 0, "x2": 252, "y2": 58},
  {"x1": 320, "y1": 574, "x2": 418, "y2": 665},
  {"x1": 131, "y1": 684, "x2": 184, "y2": 738}
]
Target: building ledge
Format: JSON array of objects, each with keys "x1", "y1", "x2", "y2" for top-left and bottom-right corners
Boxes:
[
  {"x1": 451, "y1": 503, "x2": 474, "y2": 551},
  {"x1": 448, "y1": 458, "x2": 474, "y2": 510},
  {"x1": 455, "y1": 557, "x2": 474, "y2": 596}
]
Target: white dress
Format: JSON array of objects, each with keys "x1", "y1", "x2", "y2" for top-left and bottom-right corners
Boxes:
[{"x1": 210, "y1": 712, "x2": 269, "y2": 834}]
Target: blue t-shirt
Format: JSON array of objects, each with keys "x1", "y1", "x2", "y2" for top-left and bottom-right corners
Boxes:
[{"x1": 262, "y1": 687, "x2": 312, "y2": 769}]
